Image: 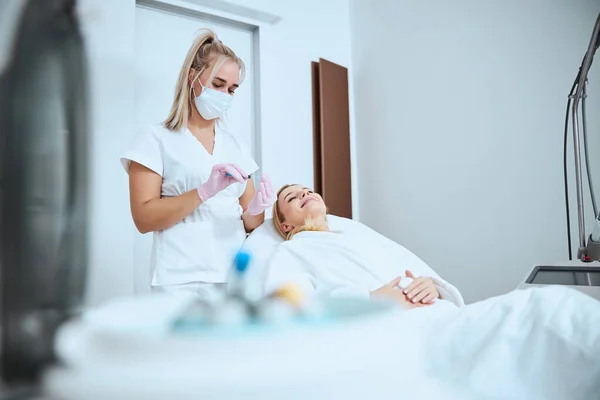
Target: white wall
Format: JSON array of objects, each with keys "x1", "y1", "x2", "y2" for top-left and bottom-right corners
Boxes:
[
  {"x1": 252, "y1": 0, "x2": 358, "y2": 220},
  {"x1": 78, "y1": 0, "x2": 136, "y2": 306},
  {"x1": 77, "y1": 0, "x2": 355, "y2": 305},
  {"x1": 350, "y1": 0, "x2": 600, "y2": 303}
]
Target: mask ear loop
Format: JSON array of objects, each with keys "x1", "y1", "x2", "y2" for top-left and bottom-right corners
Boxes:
[{"x1": 190, "y1": 70, "x2": 203, "y2": 98}]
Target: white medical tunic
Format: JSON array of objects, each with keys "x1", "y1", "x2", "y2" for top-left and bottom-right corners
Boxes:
[{"x1": 121, "y1": 123, "x2": 258, "y2": 286}]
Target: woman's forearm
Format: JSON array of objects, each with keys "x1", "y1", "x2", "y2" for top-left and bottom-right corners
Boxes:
[
  {"x1": 241, "y1": 210, "x2": 264, "y2": 233},
  {"x1": 133, "y1": 190, "x2": 201, "y2": 234}
]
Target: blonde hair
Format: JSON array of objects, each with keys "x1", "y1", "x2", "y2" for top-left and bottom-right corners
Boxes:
[
  {"x1": 272, "y1": 184, "x2": 328, "y2": 240},
  {"x1": 164, "y1": 28, "x2": 246, "y2": 131}
]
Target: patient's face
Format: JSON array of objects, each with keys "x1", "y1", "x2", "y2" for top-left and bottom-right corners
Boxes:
[{"x1": 277, "y1": 185, "x2": 327, "y2": 231}]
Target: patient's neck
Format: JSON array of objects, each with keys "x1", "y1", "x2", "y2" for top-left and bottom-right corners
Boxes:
[
  {"x1": 320, "y1": 218, "x2": 330, "y2": 232},
  {"x1": 306, "y1": 215, "x2": 329, "y2": 232}
]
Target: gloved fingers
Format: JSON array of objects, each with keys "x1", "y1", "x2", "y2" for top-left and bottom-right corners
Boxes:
[
  {"x1": 256, "y1": 190, "x2": 265, "y2": 205},
  {"x1": 261, "y1": 174, "x2": 275, "y2": 200},
  {"x1": 212, "y1": 163, "x2": 227, "y2": 174},
  {"x1": 259, "y1": 181, "x2": 267, "y2": 196},
  {"x1": 247, "y1": 191, "x2": 266, "y2": 215},
  {"x1": 222, "y1": 164, "x2": 246, "y2": 183},
  {"x1": 260, "y1": 173, "x2": 271, "y2": 185},
  {"x1": 257, "y1": 174, "x2": 275, "y2": 203},
  {"x1": 229, "y1": 163, "x2": 249, "y2": 179}
]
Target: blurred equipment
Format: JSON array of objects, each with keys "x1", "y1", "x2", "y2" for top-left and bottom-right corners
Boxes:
[
  {"x1": 42, "y1": 294, "x2": 402, "y2": 400},
  {"x1": 563, "y1": 13, "x2": 600, "y2": 261},
  {"x1": 0, "y1": 0, "x2": 89, "y2": 393},
  {"x1": 518, "y1": 261, "x2": 600, "y2": 301},
  {"x1": 520, "y1": 13, "x2": 600, "y2": 309},
  {"x1": 172, "y1": 251, "x2": 321, "y2": 331}
]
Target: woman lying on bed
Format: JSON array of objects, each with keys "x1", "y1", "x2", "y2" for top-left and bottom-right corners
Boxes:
[
  {"x1": 264, "y1": 184, "x2": 600, "y2": 399},
  {"x1": 264, "y1": 184, "x2": 464, "y2": 309}
]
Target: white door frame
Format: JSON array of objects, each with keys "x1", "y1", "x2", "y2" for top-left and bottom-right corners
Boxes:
[{"x1": 136, "y1": 0, "x2": 266, "y2": 168}]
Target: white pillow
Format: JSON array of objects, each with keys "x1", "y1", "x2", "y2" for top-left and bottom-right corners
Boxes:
[{"x1": 240, "y1": 215, "x2": 356, "y2": 299}]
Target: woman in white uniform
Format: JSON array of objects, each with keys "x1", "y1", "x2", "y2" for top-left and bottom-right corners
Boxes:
[{"x1": 121, "y1": 29, "x2": 275, "y2": 299}]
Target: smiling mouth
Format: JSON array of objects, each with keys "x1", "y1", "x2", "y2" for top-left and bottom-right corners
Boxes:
[{"x1": 301, "y1": 197, "x2": 315, "y2": 208}]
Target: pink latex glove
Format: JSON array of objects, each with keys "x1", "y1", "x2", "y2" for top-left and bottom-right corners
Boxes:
[
  {"x1": 246, "y1": 174, "x2": 276, "y2": 216},
  {"x1": 197, "y1": 163, "x2": 248, "y2": 202}
]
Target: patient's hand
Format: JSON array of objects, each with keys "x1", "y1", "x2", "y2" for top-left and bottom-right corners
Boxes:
[
  {"x1": 403, "y1": 270, "x2": 440, "y2": 304},
  {"x1": 370, "y1": 277, "x2": 432, "y2": 310}
]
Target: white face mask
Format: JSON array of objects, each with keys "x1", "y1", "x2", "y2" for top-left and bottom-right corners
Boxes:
[{"x1": 193, "y1": 81, "x2": 233, "y2": 120}]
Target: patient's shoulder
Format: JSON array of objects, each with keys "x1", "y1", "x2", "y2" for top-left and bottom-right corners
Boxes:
[
  {"x1": 266, "y1": 241, "x2": 313, "y2": 277},
  {"x1": 269, "y1": 240, "x2": 298, "y2": 260},
  {"x1": 327, "y1": 215, "x2": 361, "y2": 231},
  {"x1": 327, "y1": 215, "x2": 380, "y2": 234},
  {"x1": 274, "y1": 238, "x2": 306, "y2": 254}
]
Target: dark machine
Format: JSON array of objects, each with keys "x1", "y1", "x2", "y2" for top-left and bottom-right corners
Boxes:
[{"x1": 0, "y1": 0, "x2": 89, "y2": 395}]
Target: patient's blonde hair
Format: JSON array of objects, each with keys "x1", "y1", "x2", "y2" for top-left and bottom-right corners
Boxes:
[
  {"x1": 272, "y1": 184, "x2": 328, "y2": 240},
  {"x1": 164, "y1": 28, "x2": 246, "y2": 131}
]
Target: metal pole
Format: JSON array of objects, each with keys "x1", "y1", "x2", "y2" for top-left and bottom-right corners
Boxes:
[
  {"x1": 571, "y1": 93, "x2": 587, "y2": 259},
  {"x1": 581, "y1": 80, "x2": 597, "y2": 217},
  {"x1": 565, "y1": 13, "x2": 600, "y2": 259}
]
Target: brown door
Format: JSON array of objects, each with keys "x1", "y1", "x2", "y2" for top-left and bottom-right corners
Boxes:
[{"x1": 312, "y1": 58, "x2": 352, "y2": 218}]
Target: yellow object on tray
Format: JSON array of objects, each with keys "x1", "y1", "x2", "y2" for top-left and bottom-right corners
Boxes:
[{"x1": 269, "y1": 283, "x2": 305, "y2": 308}]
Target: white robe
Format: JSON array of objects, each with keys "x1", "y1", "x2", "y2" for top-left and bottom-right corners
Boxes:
[{"x1": 263, "y1": 219, "x2": 464, "y2": 307}]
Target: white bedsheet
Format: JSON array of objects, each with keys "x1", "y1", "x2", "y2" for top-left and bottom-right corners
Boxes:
[
  {"x1": 396, "y1": 285, "x2": 600, "y2": 399},
  {"x1": 42, "y1": 286, "x2": 599, "y2": 399},
  {"x1": 260, "y1": 221, "x2": 600, "y2": 399},
  {"x1": 43, "y1": 219, "x2": 600, "y2": 399}
]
